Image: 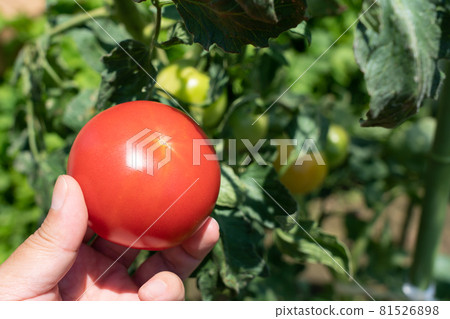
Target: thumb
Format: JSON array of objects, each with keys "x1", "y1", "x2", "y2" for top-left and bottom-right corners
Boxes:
[{"x1": 0, "y1": 175, "x2": 88, "y2": 300}]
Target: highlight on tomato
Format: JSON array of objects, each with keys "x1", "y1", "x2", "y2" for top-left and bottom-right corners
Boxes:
[{"x1": 324, "y1": 124, "x2": 350, "y2": 168}]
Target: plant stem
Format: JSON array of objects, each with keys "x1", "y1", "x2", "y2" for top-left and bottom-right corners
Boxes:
[
  {"x1": 149, "y1": 0, "x2": 162, "y2": 59},
  {"x1": 49, "y1": 7, "x2": 109, "y2": 36},
  {"x1": 294, "y1": 195, "x2": 308, "y2": 220},
  {"x1": 400, "y1": 196, "x2": 415, "y2": 249},
  {"x1": 113, "y1": 0, "x2": 147, "y2": 42},
  {"x1": 25, "y1": 100, "x2": 41, "y2": 162},
  {"x1": 410, "y1": 61, "x2": 450, "y2": 290},
  {"x1": 159, "y1": 0, "x2": 174, "y2": 7}
]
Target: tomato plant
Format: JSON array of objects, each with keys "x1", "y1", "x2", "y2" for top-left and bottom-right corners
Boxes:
[
  {"x1": 67, "y1": 101, "x2": 221, "y2": 250},
  {"x1": 3, "y1": 0, "x2": 450, "y2": 302}
]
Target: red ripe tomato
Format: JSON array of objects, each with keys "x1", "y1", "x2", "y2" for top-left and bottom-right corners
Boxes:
[{"x1": 68, "y1": 101, "x2": 221, "y2": 250}]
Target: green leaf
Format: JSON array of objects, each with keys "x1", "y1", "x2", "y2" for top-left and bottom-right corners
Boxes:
[
  {"x1": 212, "y1": 208, "x2": 266, "y2": 292},
  {"x1": 63, "y1": 89, "x2": 97, "y2": 132},
  {"x1": 239, "y1": 163, "x2": 297, "y2": 228},
  {"x1": 235, "y1": 0, "x2": 278, "y2": 23},
  {"x1": 196, "y1": 259, "x2": 220, "y2": 301},
  {"x1": 86, "y1": 18, "x2": 131, "y2": 50},
  {"x1": 173, "y1": 0, "x2": 307, "y2": 53},
  {"x1": 354, "y1": 0, "x2": 449, "y2": 128},
  {"x1": 161, "y1": 21, "x2": 194, "y2": 47},
  {"x1": 67, "y1": 28, "x2": 107, "y2": 72},
  {"x1": 274, "y1": 221, "x2": 352, "y2": 277},
  {"x1": 97, "y1": 40, "x2": 156, "y2": 110},
  {"x1": 289, "y1": 21, "x2": 311, "y2": 45},
  {"x1": 216, "y1": 165, "x2": 246, "y2": 208},
  {"x1": 282, "y1": 105, "x2": 328, "y2": 174}
]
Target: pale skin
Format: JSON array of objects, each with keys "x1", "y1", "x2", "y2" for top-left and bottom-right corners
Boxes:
[{"x1": 0, "y1": 175, "x2": 220, "y2": 301}]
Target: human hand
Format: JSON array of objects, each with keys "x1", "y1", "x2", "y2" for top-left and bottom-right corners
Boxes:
[{"x1": 0, "y1": 175, "x2": 220, "y2": 301}]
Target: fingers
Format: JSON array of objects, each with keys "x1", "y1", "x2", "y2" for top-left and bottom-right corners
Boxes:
[
  {"x1": 134, "y1": 217, "x2": 219, "y2": 286},
  {"x1": 91, "y1": 237, "x2": 140, "y2": 268},
  {"x1": 0, "y1": 175, "x2": 88, "y2": 300},
  {"x1": 138, "y1": 271, "x2": 184, "y2": 301}
]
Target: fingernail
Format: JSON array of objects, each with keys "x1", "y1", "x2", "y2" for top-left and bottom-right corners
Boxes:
[
  {"x1": 51, "y1": 176, "x2": 67, "y2": 210},
  {"x1": 146, "y1": 279, "x2": 167, "y2": 299},
  {"x1": 209, "y1": 217, "x2": 220, "y2": 231}
]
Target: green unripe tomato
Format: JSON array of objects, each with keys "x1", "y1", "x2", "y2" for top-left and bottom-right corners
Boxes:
[
  {"x1": 156, "y1": 64, "x2": 184, "y2": 98},
  {"x1": 178, "y1": 67, "x2": 210, "y2": 105},
  {"x1": 229, "y1": 107, "x2": 269, "y2": 150},
  {"x1": 191, "y1": 90, "x2": 228, "y2": 127},
  {"x1": 325, "y1": 124, "x2": 350, "y2": 168},
  {"x1": 156, "y1": 63, "x2": 210, "y2": 105}
]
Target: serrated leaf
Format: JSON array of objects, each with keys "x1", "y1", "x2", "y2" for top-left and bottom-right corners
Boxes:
[
  {"x1": 212, "y1": 208, "x2": 266, "y2": 292},
  {"x1": 173, "y1": 0, "x2": 307, "y2": 53},
  {"x1": 239, "y1": 163, "x2": 297, "y2": 228},
  {"x1": 161, "y1": 21, "x2": 193, "y2": 47},
  {"x1": 354, "y1": 0, "x2": 448, "y2": 128},
  {"x1": 216, "y1": 165, "x2": 246, "y2": 208},
  {"x1": 274, "y1": 222, "x2": 352, "y2": 277},
  {"x1": 97, "y1": 40, "x2": 156, "y2": 110}
]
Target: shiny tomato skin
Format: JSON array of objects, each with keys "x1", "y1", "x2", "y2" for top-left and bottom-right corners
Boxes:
[{"x1": 68, "y1": 101, "x2": 221, "y2": 250}]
